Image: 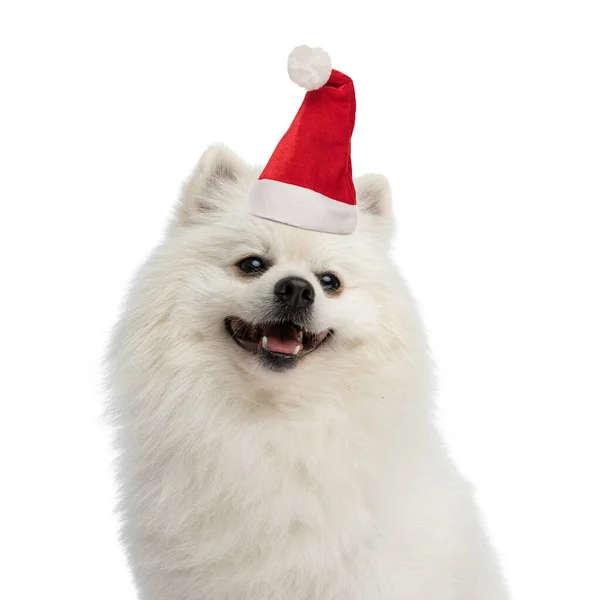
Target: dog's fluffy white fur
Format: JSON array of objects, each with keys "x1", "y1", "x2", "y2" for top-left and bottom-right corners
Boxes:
[{"x1": 107, "y1": 145, "x2": 510, "y2": 599}]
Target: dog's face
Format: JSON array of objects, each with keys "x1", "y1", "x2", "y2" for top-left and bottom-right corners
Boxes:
[{"x1": 149, "y1": 145, "x2": 409, "y2": 386}]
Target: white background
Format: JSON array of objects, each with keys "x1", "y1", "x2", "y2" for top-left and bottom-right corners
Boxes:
[{"x1": 1, "y1": 1, "x2": 599, "y2": 599}]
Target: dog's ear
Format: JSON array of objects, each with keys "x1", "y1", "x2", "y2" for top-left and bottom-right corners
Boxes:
[
  {"x1": 354, "y1": 173, "x2": 394, "y2": 243},
  {"x1": 355, "y1": 173, "x2": 393, "y2": 219},
  {"x1": 177, "y1": 144, "x2": 248, "y2": 225}
]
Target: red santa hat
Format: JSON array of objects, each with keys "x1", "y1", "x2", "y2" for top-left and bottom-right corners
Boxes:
[{"x1": 248, "y1": 46, "x2": 357, "y2": 235}]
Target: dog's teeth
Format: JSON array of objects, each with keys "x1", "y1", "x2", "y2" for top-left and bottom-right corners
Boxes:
[
  {"x1": 298, "y1": 330, "x2": 304, "y2": 343},
  {"x1": 261, "y1": 336, "x2": 268, "y2": 350},
  {"x1": 292, "y1": 345, "x2": 301, "y2": 356}
]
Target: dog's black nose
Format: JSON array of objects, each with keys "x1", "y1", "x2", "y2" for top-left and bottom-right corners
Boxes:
[{"x1": 274, "y1": 277, "x2": 315, "y2": 310}]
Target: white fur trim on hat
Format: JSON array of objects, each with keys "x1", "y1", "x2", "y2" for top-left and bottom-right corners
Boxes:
[
  {"x1": 287, "y1": 46, "x2": 332, "y2": 91},
  {"x1": 248, "y1": 179, "x2": 357, "y2": 235}
]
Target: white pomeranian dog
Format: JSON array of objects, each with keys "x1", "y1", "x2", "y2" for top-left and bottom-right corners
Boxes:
[{"x1": 107, "y1": 144, "x2": 510, "y2": 599}]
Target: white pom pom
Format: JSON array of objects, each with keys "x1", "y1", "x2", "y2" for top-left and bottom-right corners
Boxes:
[{"x1": 287, "y1": 45, "x2": 332, "y2": 91}]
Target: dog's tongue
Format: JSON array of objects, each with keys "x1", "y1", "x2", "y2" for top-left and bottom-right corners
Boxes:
[{"x1": 263, "y1": 324, "x2": 302, "y2": 355}]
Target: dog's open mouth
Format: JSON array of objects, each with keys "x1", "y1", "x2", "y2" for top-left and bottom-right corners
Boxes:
[{"x1": 225, "y1": 318, "x2": 331, "y2": 361}]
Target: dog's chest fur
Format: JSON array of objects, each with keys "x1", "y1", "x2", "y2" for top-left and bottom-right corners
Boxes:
[{"x1": 120, "y1": 379, "x2": 461, "y2": 600}]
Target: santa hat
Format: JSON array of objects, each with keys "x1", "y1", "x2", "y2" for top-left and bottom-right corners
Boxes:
[{"x1": 248, "y1": 46, "x2": 357, "y2": 235}]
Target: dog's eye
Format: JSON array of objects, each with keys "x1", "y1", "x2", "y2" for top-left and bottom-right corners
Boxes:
[
  {"x1": 237, "y1": 256, "x2": 269, "y2": 275},
  {"x1": 318, "y1": 272, "x2": 341, "y2": 293}
]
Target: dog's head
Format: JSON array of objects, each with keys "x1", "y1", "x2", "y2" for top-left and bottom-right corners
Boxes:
[{"x1": 124, "y1": 145, "x2": 424, "y2": 397}]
